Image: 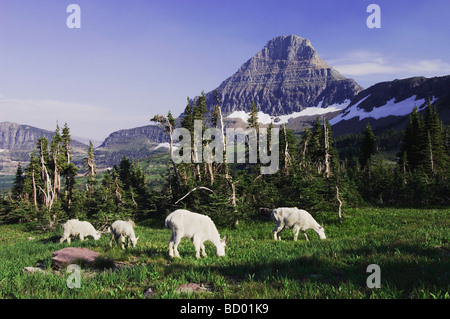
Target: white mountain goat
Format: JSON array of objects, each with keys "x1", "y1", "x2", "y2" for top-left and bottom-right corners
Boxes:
[
  {"x1": 271, "y1": 207, "x2": 326, "y2": 241},
  {"x1": 109, "y1": 220, "x2": 139, "y2": 249},
  {"x1": 60, "y1": 219, "x2": 101, "y2": 244},
  {"x1": 165, "y1": 209, "x2": 227, "y2": 259}
]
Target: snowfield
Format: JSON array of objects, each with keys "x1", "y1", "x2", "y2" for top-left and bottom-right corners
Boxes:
[
  {"x1": 329, "y1": 95, "x2": 437, "y2": 125},
  {"x1": 153, "y1": 142, "x2": 179, "y2": 151},
  {"x1": 226, "y1": 100, "x2": 350, "y2": 125}
]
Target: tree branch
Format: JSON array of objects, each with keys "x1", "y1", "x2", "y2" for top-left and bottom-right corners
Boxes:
[{"x1": 174, "y1": 186, "x2": 215, "y2": 205}]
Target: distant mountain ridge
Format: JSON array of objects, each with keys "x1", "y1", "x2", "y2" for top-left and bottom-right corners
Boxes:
[
  {"x1": 330, "y1": 75, "x2": 450, "y2": 135},
  {"x1": 0, "y1": 122, "x2": 89, "y2": 175},
  {"x1": 94, "y1": 124, "x2": 168, "y2": 168}
]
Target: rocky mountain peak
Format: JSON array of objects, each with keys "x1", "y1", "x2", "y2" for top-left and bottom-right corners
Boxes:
[
  {"x1": 255, "y1": 35, "x2": 327, "y2": 67},
  {"x1": 199, "y1": 35, "x2": 362, "y2": 116}
]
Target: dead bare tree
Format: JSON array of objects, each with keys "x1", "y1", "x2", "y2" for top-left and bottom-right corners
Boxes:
[
  {"x1": 218, "y1": 104, "x2": 237, "y2": 207},
  {"x1": 151, "y1": 113, "x2": 181, "y2": 191},
  {"x1": 283, "y1": 124, "x2": 292, "y2": 174},
  {"x1": 31, "y1": 165, "x2": 38, "y2": 209},
  {"x1": 336, "y1": 185, "x2": 343, "y2": 223},
  {"x1": 52, "y1": 152, "x2": 61, "y2": 202},
  {"x1": 174, "y1": 186, "x2": 215, "y2": 205},
  {"x1": 324, "y1": 119, "x2": 331, "y2": 178},
  {"x1": 38, "y1": 164, "x2": 55, "y2": 211}
]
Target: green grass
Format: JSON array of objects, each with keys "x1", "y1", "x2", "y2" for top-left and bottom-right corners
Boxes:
[{"x1": 0, "y1": 207, "x2": 448, "y2": 299}]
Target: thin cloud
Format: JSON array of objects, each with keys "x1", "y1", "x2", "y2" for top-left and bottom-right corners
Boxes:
[
  {"x1": 332, "y1": 50, "x2": 450, "y2": 78},
  {"x1": 335, "y1": 62, "x2": 399, "y2": 76}
]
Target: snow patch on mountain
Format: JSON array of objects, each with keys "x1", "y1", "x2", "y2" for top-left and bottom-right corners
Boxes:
[
  {"x1": 153, "y1": 142, "x2": 179, "y2": 151},
  {"x1": 227, "y1": 100, "x2": 350, "y2": 125},
  {"x1": 329, "y1": 95, "x2": 436, "y2": 125}
]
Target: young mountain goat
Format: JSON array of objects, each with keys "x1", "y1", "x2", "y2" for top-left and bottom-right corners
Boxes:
[
  {"x1": 109, "y1": 220, "x2": 139, "y2": 249},
  {"x1": 60, "y1": 219, "x2": 101, "y2": 244},
  {"x1": 271, "y1": 207, "x2": 326, "y2": 241}
]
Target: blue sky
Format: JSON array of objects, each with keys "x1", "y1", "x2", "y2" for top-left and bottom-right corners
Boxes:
[{"x1": 1, "y1": 0, "x2": 450, "y2": 141}]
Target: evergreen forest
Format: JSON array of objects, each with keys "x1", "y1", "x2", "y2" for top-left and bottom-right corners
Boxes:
[{"x1": 1, "y1": 96, "x2": 449, "y2": 230}]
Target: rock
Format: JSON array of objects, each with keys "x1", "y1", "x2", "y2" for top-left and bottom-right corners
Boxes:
[
  {"x1": 27, "y1": 237, "x2": 34, "y2": 240},
  {"x1": 176, "y1": 283, "x2": 213, "y2": 294},
  {"x1": 144, "y1": 288, "x2": 155, "y2": 298},
  {"x1": 52, "y1": 247, "x2": 100, "y2": 269},
  {"x1": 22, "y1": 267, "x2": 45, "y2": 274}
]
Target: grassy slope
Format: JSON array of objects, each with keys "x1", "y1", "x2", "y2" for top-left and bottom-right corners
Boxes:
[{"x1": 0, "y1": 207, "x2": 448, "y2": 299}]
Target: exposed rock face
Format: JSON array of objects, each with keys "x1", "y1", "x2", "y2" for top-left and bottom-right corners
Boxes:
[
  {"x1": 0, "y1": 122, "x2": 88, "y2": 175},
  {"x1": 94, "y1": 124, "x2": 168, "y2": 167},
  {"x1": 201, "y1": 35, "x2": 362, "y2": 115},
  {"x1": 0, "y1": 122, "x2": 52, "y2": 150},
  {"x1": 98, "y1": 125, "x2": 167, "y2": 148}
]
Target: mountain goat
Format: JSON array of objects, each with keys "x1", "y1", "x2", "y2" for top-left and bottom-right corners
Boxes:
[
  {"x1": 60, "y1": 219, "x2": 101, "y2": 244},
  {"x1": 165, "y1": 209, "x2": 226, "y2": 259},
  {"x1": 109, "y1": 220, "x2": 139, "y2": 249},
  {"x1": 271, "y1": 207, "x2": 326, "y2": 241}
]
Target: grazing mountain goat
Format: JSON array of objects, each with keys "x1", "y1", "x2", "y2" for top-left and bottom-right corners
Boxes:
[
  {"x1": 60, "y1": 219, "x2": 101, "y2": 244},
  {"x1": 271, "y1": 207, "x2": 326, "y2": 241},
  {"x1": 109, "y1": 220, "x2": 139, "y2": 249},
  {"x1": 165, "y1": 209, "x2": 227, "y2": 259}
]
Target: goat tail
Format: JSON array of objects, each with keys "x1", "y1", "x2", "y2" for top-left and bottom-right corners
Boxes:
[{"x1": 164, "y1": 216, "x2": 172, "y2": 229}]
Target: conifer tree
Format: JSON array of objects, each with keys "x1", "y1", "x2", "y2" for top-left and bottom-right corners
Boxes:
[
  {"x1": 247, "y1": 100, "x2": 259, "y2": 132},
  {"x1": 423, "y1": 102, "x2": 447, "y2": 175},
  {"x1": 61, "y1": 123, "x2": 78, "y2": 208},
  {"x1": 181, "y1": 97, "x2": 194, "y2": 134},
  {"x1": 246, "y1": 100, "x2": 260, "y2": 169},
  {"x1": 194, "y1": 91, "x2": 208, "y2": 123},
  {"x1": 24, "y1": 151, "x2": 40, "y2": 208},
  {"x1": 399, "y1": 106, "x2": 425, "y2": 172},
  {"x1": 50, "y1": 124, "x2": 63, "y2": 200},
  {"x1": 360, "y1": 123, "x2": 376, "y2": 169},
  {"x1": 12, "y1": 162, "x2": 25, "y2": 200},
  {"x1": 299, "y1": 127, "x2": 313, "y2": 168},
  {"x1": 192, "y1": 92, "x2": 208, "y2": 181},
  {"x1": 310, "y1": 117, "x2": 325, "y2": 173},
  {"x1": 211, "y1": 91, "x2": 221, "y2": 129}
]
